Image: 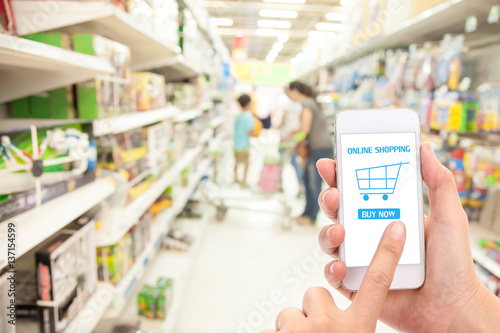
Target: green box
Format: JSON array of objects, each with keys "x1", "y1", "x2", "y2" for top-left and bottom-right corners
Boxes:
[
  {"x1": 77, "y1": 79, "x2": 114, "y2": 119},
  {"x1": 31, "y1": 93, "x2": 50, "y2": 118},
  {"x1": 49, "y1": 87, "x2": 76, "y2": 119},
  {"x1": 10, "y1": 98, "x2": 30, "y2": 118},
  {"x1": 73, "y1": 33, "x2": 114, "y2": 57},
  {"x1": 22, "y1": 33, "x2": 72, "y2": 49}
]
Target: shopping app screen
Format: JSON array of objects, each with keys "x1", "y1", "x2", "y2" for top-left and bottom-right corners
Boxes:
[{"x1": 341, "y1": 133, "x2": 421, "y2": 267}]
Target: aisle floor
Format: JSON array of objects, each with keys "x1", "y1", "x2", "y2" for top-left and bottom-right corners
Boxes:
[{"x1": 173, "y1": 187, "x2": 397, "y2": 333}]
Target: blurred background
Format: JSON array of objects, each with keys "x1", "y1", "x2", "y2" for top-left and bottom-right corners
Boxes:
[{"x1": 0, "y1": 0, "x2": 500, "y2": 332}]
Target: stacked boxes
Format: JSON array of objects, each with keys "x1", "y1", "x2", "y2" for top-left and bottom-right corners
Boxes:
[{"x1": 135, "y1": 72, "x2": 166, "y2": 111}]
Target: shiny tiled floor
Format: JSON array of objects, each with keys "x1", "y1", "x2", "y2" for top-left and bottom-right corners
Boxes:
[{"x1": 173, "y1": 186, "x2": 397, "y2": 333}]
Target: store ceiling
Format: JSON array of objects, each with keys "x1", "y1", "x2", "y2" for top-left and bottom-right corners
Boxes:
[{"x1": 203, "y1": 0, "x2": 346, "y2": 63}]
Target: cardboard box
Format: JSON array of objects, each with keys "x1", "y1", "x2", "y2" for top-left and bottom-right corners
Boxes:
[
  {"x1": 49, "y1": 86, "x2": 76, "y2": 119},
  {"x1": 23, "y1": 33, "x2": 72, "y2": 49}
]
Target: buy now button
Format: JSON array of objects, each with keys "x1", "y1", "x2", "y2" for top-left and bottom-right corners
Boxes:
[{"x1": 358, "y1": 209, "x2": 401, "y2": 220}]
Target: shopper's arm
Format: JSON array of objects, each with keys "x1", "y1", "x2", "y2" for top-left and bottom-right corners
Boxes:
[{"x1": 300, "y1": 107, "x2": 313, "y2": 135}]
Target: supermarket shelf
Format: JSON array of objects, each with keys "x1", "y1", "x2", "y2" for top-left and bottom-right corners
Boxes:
[
  {"x1": 210, "y1": 116, "x2": 224, "y2": 129},
  {"x1": 200, "y1": 102, "x2": 214, "y2": 111},
  {"x1": 0, "y1": 178, "x2": 115, "y2": 270},
  {"x1": 95, "y1": 146, "x2": 203, "y2": 247},
  {"x1": 13, "y1": 1, "x2": 179, "y2": 71},
  {"x1": 93, "y1": 106, "x2": 180, "y2": 137},
  {"x1": 116, "y1": 205, "x2": 213, "y2": 332},
  {"x1": 174, "y1": 108, "x2": 204, "y2": 123},
  {"x1": 155, "y1": 54, "x2": 202, "y2": 82},
  {"x1": 210, "y1": 131, "x2": 227, "y2": 153},
  {"x1": 63, "y1": 284, "x2": 114, "y2": 333},
  {"x1": 99, "y1": 158, "x2": 212, "y2": 320},
  {"x1": 469, "y1": 223, "x2": 500, "y2": 279},
  {"x1": 199, "y1": 128, "x2": 214, "y2": 145},
  {"x1": 299, "y1": 0, "x2": 498, "y2": 78},
  {"x1": 0, "y1": 118, "x2": 92, "y2": 133},
  {"x1": 0, "y1": 33, "x2": 114, "y2": 103}
]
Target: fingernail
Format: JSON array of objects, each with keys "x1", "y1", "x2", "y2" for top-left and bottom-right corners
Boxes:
[
  {"x1": 424, "y1": 142, "x2": 435, "y2": 157},
  {"x1": 326, "y1": 225, "x2": 333, "y2": 238},
  {"x1": 321, "y1": 190, "x2": 330, "y2": 203},
  {"x1": 390, "y1": 222, "x2": 405, "y2": 240},
  {"x1": 330, "y1": 261, "x2": 336, "y2": 274}
]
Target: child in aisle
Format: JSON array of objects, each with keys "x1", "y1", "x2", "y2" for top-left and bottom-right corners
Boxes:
[{"x1": 234, "y1": 94, "x2": 256, "y2": 187}]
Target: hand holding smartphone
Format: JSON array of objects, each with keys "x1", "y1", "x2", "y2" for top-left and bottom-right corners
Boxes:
[{"x1": 334, "y1": 109, "x2": 425, "y2": 291}]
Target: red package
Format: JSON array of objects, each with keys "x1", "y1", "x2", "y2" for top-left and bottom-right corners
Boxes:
[{"x1": 0, "y1": 0, "x2": 16, "y2": 35}]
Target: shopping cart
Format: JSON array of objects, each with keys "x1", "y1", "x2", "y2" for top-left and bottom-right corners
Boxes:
[{"x1": 356, "y1": 162, "x2": 409, "y2": 201}]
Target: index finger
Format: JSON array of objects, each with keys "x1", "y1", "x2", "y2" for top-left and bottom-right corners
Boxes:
[
  {"x1": 317, "y1": 159, "x2": 336, "y2": 187},
  {"x1": 351, "y1": 221, "x2": 406, "y2": 324}
]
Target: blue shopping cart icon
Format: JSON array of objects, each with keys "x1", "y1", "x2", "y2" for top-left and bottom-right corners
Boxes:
[{"x1": 355, "y1": 162, "x2": 409, "y2": 201}]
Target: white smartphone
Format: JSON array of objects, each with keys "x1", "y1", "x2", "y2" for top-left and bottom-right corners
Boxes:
[{"x1": 334, "y1": 109, "x2": 425, "y2": 291}]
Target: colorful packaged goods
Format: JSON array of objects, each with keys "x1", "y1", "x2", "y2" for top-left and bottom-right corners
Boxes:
[
  {"x1": 22, "y1": 33, "x2": 72, "y2": 49},
  {"x1": 137, "y1": 277, "x2": 173, "y2": 320},
  {"x1": 0, "y1": 0, "x2": 15, "y2": 35},
  {"x1": 135, "y1": 72, "x2": 166, "y2": 111},
  {"x1": 36, "y1": 220, "x2": 97, "y2": 332},
  {"x1": 0, "y1": 124, "x2": 97, "y2": 222}
]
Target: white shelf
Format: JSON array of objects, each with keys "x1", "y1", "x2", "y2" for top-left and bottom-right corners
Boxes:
[
  {"x1": 13, "y1": 1, "x2": 179, "y2": 71},
  {"x1": 199, "y1": 128, "x2": 213, "y2": 145},
  {"x1": 469, "y1": 223, "x2": 500, "y2": 279},
  {"x1": 115, "y1": 205, "x2": 213, "y2": 332},
  {"x1": 299, "y1": 0, "x2": 498, "y2": 78},
  {"x1": 63, "y1": 284, "x2": 114, "y2": 333},
  {"x1": 210, "y1": 131, "x2": 227, "y2": 153},
  {"x1": 95, "y1": 146, "x2": 203, "y2": 247},
  {"x1": 0, "y1": 33, "x2": 114, "y2": 103},
  {"x1": 93, "y1": 106, "x2": 180, "y2": 137},
  {"x1": 0, "y1": 178, "x2": 115, "y2": 270},
  {"x1": 210, "y1": 116, "x2": 224, "y2": 129},
  {"x1": 154, "y1": 54, "x2": 202, "y2": 82},
  {"x1": 199, "y1": 102, "x2": 214, "y2": 111},
  {"x1": 173, "y1": 109, "x2": 203, "y2": 123},
  {"x1": 98, "y1": 158, "x2": 212, "y2": 321}
]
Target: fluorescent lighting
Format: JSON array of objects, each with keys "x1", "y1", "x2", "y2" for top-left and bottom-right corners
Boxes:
[
  {"x1": 269, "y1": 49, "x2": 279, "y2": 58},
  {"x1": 308, "y1": 30, "x2": 326, "y2": 39},
  {"x1": 278, "y1": 33, "x2": 289, "y2": 43},
  {"x1": 315, "y1": 22, "x2": 345, "y2": 31},
  {"x1": 259, "y1": 9, "x2": 298, "y2": 18},
  {"x1": 340, "y1": 0, "x2": 351, "y2": 6},
  {"x1": 263, "y1": 0, "x2": 306, "y2": 3},
  {"x1": 296, "y1": 52, "x2": 304, "y2": 61},
  {"x1": 272, "y1": 42, "x2": 284, "y2": 52},
  {"x1": 256, "y1": 28, "x2": 278, "y2": 36},
  {"x1": 326, "y1": 12, "x2": 347, "y2": 21},
  {"x1": 327, "y1": 32, "x2": 337, "y2": 39},
  {"x1": 210, "y1": 18, "x2": 233, "y2": 26},
  {"x1": 257, "y1": 19, "x2": 292, "y2": 29},
  {"x1": 291, "y1": 57, "x2": 298, "y2": 66}
]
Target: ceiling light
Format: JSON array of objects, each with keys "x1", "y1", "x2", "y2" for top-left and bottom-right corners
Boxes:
[
  {"x1": 210, "y1": 18, "x2": 233, "y2": 26},
  {"x1": 327, "y1": 32, "x2": 337, "y2": 39},
  {"x1": 340, "y1": 0, "x2": 351, "y2": 6},
  {"x1": 266, "y1": 55, "x2": 275, "y2": 63},
  {"x1": 291, "y1": 57, "x2": 299, "y2": 66},
  {"x1": 259, "y1": 9, "x2": 298, "y2": 19},
  {"x1": 278, "y1": 33, "x2": 289, "y2": 43},
  {"x1": 272, "y1": 42, "x2": 284, "y2": 52},
  {"x1": 308, "y1": 30, "x2": 326, "y2": 39},
  {"x1": 257, "y1": 20, "x2": 292, "y2": 29},
  {"x1": 263, "y1": 0, "x2": 306, "y2": 3},
  {"x1": 315, "y1": 22, "x2": 345, "y2": 31},
  {"x1": 256, "y1": 28, "x2": 278, "y2": 36},
  {"x1": 296, "y1": 52, "x2": 304, "y2": 61},
  {"x1": 325, "y1": 12, "x2": 347, "y2": 21}
]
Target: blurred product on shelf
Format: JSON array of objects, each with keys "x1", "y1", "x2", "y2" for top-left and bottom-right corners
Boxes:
[
  {"x1": 151, "y1": 188, "x2": 173, "y2": 217},
  {"x1": 96, "y1": 209, "x2": 151, "y2": 285},
  {"x1": 179, "y1": 8, "x2": 201, "y2": 66},
  {"x1": 172, "y1": 122, "x2": 187, "y2": 163},
  {"x1": 475, "y1": 263, "x2": 500, "y2": 297},
  {"x1": 0, "y1": 124, "x2": 97, "y2": 222},
  {"x1": 96, "y1": 129, "x2": 153, "y2": 205},
  {"x1": 0, "y1": 0, "x2": 15, "y2": 35},
  {"x1": 74, "y1": 34, "x2": 134, "y2": 119},
  {"x1": 23, "y1": 32, "x2": 72, "y2": 49},
  {"x1": 137, "y1": 277, "x2": 173, "y2": 320},
  {"x1": 135, "y1": 72, "x2": 166, "y2": 111},
  {"x1": 166, "y1": 83, "x2": 198, "y2": 110},
  {"x1": 146, "y1": 122, "x2": 173, "y2": 177},
  {"x1": 35, "y1": 217, "x2": 97, "y2": 333}
]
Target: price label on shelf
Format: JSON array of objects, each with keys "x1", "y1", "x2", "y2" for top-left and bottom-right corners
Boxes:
[
  {"x1": 465, "y1": 15, "x2": 478, "y2": 33},
  {"x1": 488, "y1": 5, "x2": 500, "y2": 24}
]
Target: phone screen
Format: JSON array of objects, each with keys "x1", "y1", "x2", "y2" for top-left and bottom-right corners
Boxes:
[{"x1": 341, "y1": 132, "x2": 421, "y2": 267}]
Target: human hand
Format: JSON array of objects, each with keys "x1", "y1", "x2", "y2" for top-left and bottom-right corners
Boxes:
[
  {"x1": 317, "y1": 143, "x2": 500, "y2": 332},
  {"x1": 261, "y1": 221, "x2": 406, "y2": 333}
]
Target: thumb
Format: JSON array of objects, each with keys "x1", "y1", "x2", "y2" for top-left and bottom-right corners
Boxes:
[{"x1": 420, "y1": 143, "x2": 465, "y2": 223}]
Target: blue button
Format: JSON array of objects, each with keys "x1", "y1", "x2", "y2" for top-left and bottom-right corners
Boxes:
[{"x1": 358, "y1": 209, "x2": 400, "y2": 220}]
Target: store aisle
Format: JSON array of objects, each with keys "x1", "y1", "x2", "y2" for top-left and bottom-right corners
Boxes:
[{"x1": 174, "y1": 187, "x2": 397, "y2": 333}]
